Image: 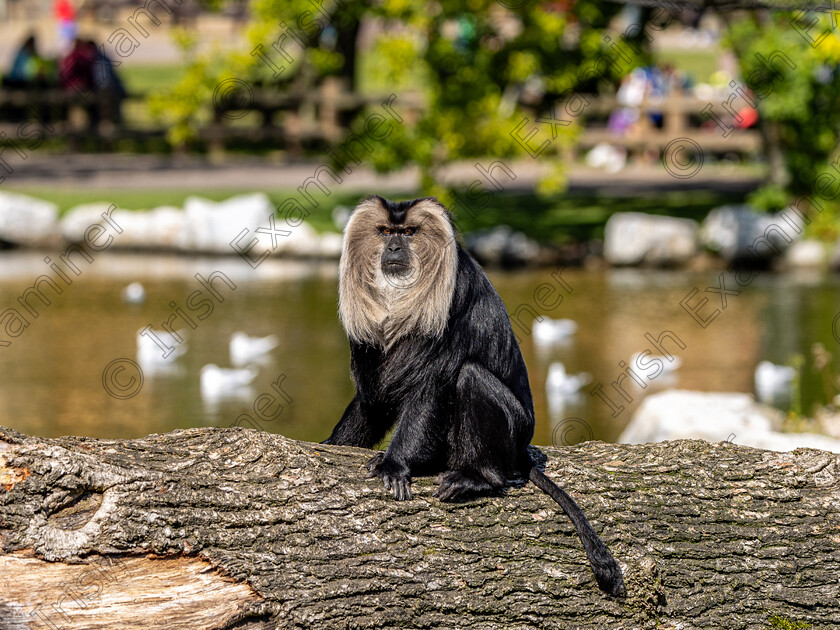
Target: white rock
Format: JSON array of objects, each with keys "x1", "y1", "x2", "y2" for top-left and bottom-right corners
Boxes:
[
  {"x1": 620, "y1": 390, "x2": 840, "y2": 453},
  {"x1": 784, "y1": 240, "x2": 827, "y2": 269},
  {"x1": 464, "y1": 225, "x2": 540, "y2": 266},
  {"x1": 318, "y1": 232, "x2": 343, "y2": 258},
  {"x1": 620, "y1": 390, "x2": 776, "y2": 444},
  {"x1": 331, "y1": 205, "x2": 352, "y2": 230},
  {"x1": 147, "y1": 206, "x2": 188, "y2": 250},
  {"x1": 110, "y1": 210, "x2": 150, "y2": 248},
  {"x1": 60, "y1": 203, "x2": 115, "y2": 243},
  {"x1": 604, "y1": 212, "x2": 698, "y2": 266},
  {"x1": 109, "y1": 207, "x2": 189, "y2": 251},
  {"x1": 745, "y1": 431, "x2": 840, "y2": 453},
  {"x1": 183, "y1": 193, "x2": 274, "y2": 254},
  {"x1": 0, "y1": 191, "x2": 59, "y2": 246},
  {"x1": 271, "y1": 220, "x2": 320, "y2": 257},
  {"x1": 700, "y1": 205, "x2": 798, "y2": 261}
]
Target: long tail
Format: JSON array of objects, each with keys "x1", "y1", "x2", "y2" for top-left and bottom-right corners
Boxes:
[{"x1": 529, "y1": 467, "x2": 625, "y2": 596}]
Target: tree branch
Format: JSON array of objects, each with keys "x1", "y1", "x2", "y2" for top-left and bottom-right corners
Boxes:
[{"x1": 1, "y1": 426, "x2": 838, "y2": 629}]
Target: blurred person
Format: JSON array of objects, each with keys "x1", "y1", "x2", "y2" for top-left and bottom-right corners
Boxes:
[
  {"x1": 660, "y1": 63, "x2": 692, "y2": 95},
  {"x1": 644, "y1": 66, "x2": 666, "y2": 129},
  {"x1": 2, "y1": 35, "x2": 56, "y2": 123},
  {"x1": 58, "y1": 38, "x2": 97, "y2": 129},
  {"x1": 607, "y1": 69, "x2": 645, "y2": 136},
  {"x1": 91, "y1": 41, "x2": 126, "y2": 124},
  {"x1": 59, "y1": 39, "x2": 126, "y2": 126},
  {"x1": 3, "y1": 35, "x2": 38, "y2": 87},
  {"x1": 54, "y1": 0, "x2": 78, "y2": 54},
  {"x1": 4, "y1": 35, "x2": 42, "y2": 87},
  {"x1": 59, "y1": 37, "x2": 95, "y2": 95}
]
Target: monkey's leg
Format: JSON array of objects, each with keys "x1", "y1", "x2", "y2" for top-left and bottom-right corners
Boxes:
[
  {"x1": 368, "y1": 392, "x2": 447, "y2": 501},
  {"x1": 323, "y1": 396, "x2": 390, "y2": 448},
  {"x1": 433, "y1": 362, "x2": 527, "y2": 502}
]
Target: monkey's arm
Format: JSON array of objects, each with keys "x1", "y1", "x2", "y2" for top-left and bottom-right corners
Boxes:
[
  {"x1": 323, "y1": 396, "x2": 390, "y2": 448},
  {"x1": 368, "y1": 391, "x2": 444, "y2": 501}
]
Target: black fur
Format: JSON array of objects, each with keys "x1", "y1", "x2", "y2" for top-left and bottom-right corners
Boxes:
[{"x1": 325, "y1": 197, "x2": 625, "y2": 596}]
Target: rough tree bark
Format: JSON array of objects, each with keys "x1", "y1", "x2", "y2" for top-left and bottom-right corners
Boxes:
[{"x1": 1, "y1": 425, "x2": 838, "y2": 629}]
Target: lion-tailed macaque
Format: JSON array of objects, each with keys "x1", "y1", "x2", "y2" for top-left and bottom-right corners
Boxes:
[{"x1": 324, "y1": 196, "x2": 624, "y2": 596}]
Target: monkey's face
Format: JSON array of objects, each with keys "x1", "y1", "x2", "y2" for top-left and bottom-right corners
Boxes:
[
  {"x1": 378, "y1": 225, "x2": 417, "y2": 280},
  {"x1": 339, "y1": 196, "x2": 458, "y2": 346}
]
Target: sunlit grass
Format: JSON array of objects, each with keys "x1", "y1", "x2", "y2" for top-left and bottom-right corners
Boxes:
[
  {"x1": 653, "y1": 49, "x2": 720, "y2": 84},
  {"x1": 121, "y1": 64, "x2": 188, "y2": 95}
]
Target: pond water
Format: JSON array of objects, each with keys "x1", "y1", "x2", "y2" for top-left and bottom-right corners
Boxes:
[{"x1": 1, "y1": 250, "x2": 838, "y2": 446}]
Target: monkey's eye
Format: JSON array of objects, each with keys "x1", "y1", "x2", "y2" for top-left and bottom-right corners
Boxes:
[
  {"x1": 403, "y1": 227, "x2": 417, "y2": 236},
  {"x1": 379, "y1": 226, "x2": 393, "y2": 236}
]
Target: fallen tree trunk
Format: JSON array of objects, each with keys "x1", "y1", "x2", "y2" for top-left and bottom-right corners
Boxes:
[{"x1": 1, "y1": 426, "x2": 838, "y2": 629}]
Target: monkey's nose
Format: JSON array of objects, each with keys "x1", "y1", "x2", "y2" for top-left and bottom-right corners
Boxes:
[{"x1": 388, "y1": 245, "x2": 401, "y2": 252}]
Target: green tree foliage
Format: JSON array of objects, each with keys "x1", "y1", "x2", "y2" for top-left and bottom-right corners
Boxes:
[
  {"x1": 726, "y1": 12, "x2": 840, "y2": 237},
  {"x1": 362, "y1": 0, "x2": 642, "y2": 196},
  {"x1": 152, "y1": 0, "x2": 643, "y2": 196}
]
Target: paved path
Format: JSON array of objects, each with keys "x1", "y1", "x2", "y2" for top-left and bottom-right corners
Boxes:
[
  {"x1": 0, "y1": 152, "x2": 761, "y2": 195},
  {"x1": 0, "y1": 13, "x2": 242, "y2": 66}
]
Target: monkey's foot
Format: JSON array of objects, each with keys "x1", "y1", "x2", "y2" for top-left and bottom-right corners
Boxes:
[
  {"x1": 433, "y1": 470, "x2": 496, "y2": 502},
  {"x1": 366, "y1": 452, "x2": 385, "y2": 472},
  {"x1": 366, "y1": 453, "x2": 413, "y2": 501}
]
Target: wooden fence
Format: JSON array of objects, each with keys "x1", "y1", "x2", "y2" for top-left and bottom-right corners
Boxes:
[{"x1": 0, "y1": 83, "x2": 761, "y2": 160}]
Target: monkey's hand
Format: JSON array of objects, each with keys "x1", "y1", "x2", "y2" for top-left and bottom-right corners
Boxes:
[{"x1": 366, "y1": 453, "x2": 413, "y2": 501}]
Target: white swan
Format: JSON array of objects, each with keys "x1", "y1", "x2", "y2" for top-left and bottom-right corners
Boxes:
[
  {"x1": 545, "y1": 362, "x2": 590, "y2": 418},
  {"x1": 546, "y1": 362, "x2": 591, "y2": 396},
  {"x1": 755, "y1": 361, "x2": 795, "y2": 403},
  {"x1": 200, "y1": 364, "x2": 258, "y2": 400},
  {"x1": 136, "y1": 328, "x2": 186, "y2": 375},
  {"x1": 532, "y1": 318, "x2": 578, "y2": 348},
  {"x1": 121, "y1": 282, "x2": 146, "y2": 304},
  {"x1": 631, "y1": 352, "x2": 682, "y2": 376},
  {"x1": 229, "y1": 332, "x2": 278, "y2": 366}
]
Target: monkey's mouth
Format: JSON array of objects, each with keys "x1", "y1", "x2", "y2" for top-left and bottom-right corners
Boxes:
[{"x1": 382, "y1": 261, "x2": 412, "y2": 277}]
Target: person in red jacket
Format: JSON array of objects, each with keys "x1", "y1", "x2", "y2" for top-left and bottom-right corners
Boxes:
[
  {"x1": 54, "y1": 0, "x2": 78, "y2": 53},
  {"x1": 59, "y1": 37, "x2": 95, "y2": 95},
  {"x1": 59, "y1": 38, "x2": 126, "y2": 126}
]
